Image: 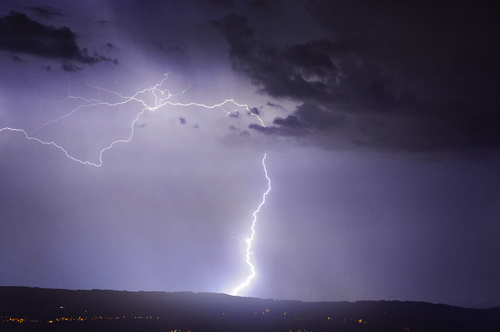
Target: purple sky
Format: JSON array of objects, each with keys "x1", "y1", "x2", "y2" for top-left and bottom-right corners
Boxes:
[{"x1": 1, "y1": 1, "x2": 499, "y2": 309}]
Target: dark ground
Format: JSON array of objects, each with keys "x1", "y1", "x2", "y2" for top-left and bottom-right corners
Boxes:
[{"x1": 0, "y1": 286, "x2": 499, "y2": 331}]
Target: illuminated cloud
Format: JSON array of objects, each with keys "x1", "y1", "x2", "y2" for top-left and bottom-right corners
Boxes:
[{"x1": 0, "y1": 0, "x2": 499, "y2": 310}]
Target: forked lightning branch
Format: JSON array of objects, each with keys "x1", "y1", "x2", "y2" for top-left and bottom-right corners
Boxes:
[
  {"x1": 1, "y1": 73, "x2": 264, "y2": 167},
  {"x1": 0, "y1": 73, "x2": 271, "y2": 297}
]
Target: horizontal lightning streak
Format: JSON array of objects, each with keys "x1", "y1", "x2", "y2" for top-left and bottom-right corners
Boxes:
[
  {"x1": 231, "y1": 153, "x2": 271, "y2": 296},
  {"x1": 1, "y1": 72, "x2": 273, "y2": 298},
  {"x1": 1, "y1": 73, "x2": 265, "y2": 167}
]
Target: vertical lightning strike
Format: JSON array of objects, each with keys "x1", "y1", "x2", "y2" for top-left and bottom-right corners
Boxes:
[
  {"x1": 1, "y1": 73, "x2": 273, "y2": 297},
  {"x1": 231, "y1": 153, "x2": 271, "y2": 296}
]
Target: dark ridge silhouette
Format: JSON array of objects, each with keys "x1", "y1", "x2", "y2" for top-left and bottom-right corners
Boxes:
[{"x1": 0, "y1": 286, "x2": 498, "y2": 331}]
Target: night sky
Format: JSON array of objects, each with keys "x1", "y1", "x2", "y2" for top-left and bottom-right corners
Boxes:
[{"x1": 1, "y1": 1, "x2": 499, "y2": 309}]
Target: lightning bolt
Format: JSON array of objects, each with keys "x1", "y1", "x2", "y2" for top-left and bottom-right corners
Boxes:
[
  {"x1": 231, "y1": 153, "x2": 271, "y2": 296},
  {"x1": 1, "y1": 73, "x2": 265, "y2": 167},
  {"x1": 1, "y1": 72, "x2": 272, "y2": 297}
]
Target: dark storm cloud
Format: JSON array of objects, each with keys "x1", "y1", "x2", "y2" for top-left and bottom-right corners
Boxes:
[
  {"x1": 204, "y1": 0, "x2": 234, "y2": 8},
  {"x1": 250, "y1": 107, "x2": 260, "y2": 115},
  {"x1": 0, "y1": 11, "x2": 116, "y2": 67},
  {"x1": 8, "y1": 54, "x2": 25, "y2": 63},
  {"x1": 250, "y1": 103, "x2": 344, "y2": 138},
  {"x1": 266, "y1": 102, "x2": 285, "y2": 111},
  {"x1": 248, "y1": 0, "x2": 269, "y2": 10},
  {"x1": 105, "y1": 42, "x2": 117, "y2": 50},
  {"x1": 62, "y1": 63, "x2": 81, "y2": 72},
  {"x1": 281, "y1": 103, "x2": 345, "y2": 132},
  {"x1": 214, "y1": 3, "x2": 500, "y2": 152},
  {"x1": 28, "y1": 6, "x2": 63, "y2": 19}
]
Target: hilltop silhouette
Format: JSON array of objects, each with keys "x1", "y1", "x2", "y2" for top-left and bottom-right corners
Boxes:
[{"x1": 0, "y1": 286, "x2": 498, "y2": 331}]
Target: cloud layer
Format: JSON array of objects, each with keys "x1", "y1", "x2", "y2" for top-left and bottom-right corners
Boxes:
[
  {"x1": 214, "y1": 2, "x2": 500, "y2": 152},
  {"x1": 0, "y1": 11, "x2": 116, "y2": 71}
]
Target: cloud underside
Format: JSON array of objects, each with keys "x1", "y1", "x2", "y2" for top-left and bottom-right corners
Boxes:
[
  {"x1": 0, "y1": 11, "x2": 115, "y2": 71},
  {"x1": 214, "y1": 3, "x2": 500, "y2": 152}
]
